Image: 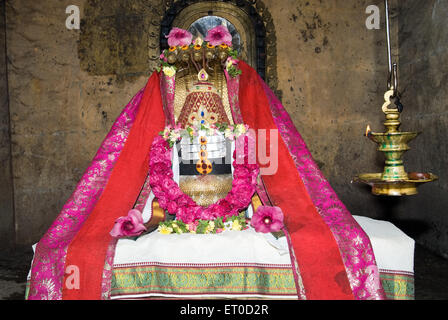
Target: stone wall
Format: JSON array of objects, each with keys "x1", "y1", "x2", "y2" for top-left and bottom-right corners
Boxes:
[
  {"x1": 264, "y1": 0, "x2": 397, "y2": 214},
  {"x1": 0, "y1": 0, "x2": 15, "y2": 251},
  {"x1": 271, "y1": 0, "x2": 448, "y2": 258},
  {"x1": 5, "y1": 0, "x2": 153, "y2": 246},
  {"x1": 3, "y1": 0, "x2": 446, "y2": 257}
]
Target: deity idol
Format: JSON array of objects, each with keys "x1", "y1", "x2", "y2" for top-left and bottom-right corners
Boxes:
[{"x1": 27, "y1": 26, "x2": 386, "y2": 300}]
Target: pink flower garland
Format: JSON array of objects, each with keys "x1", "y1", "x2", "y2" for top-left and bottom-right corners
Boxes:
[{"x1": 148, "y1": 133, "x2": 260, "y2": 224}]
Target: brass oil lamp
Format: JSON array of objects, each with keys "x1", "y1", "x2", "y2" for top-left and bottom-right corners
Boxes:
[{"x1": 353, "y1": 0, "x2": 438, "y2": 196}]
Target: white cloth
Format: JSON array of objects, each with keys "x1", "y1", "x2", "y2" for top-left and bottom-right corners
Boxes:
[
  {"x1": 27, "y1": 215, "x2": 415, "y2": 300},
  {"x1": 113, "y1": 226, "x2": 290, "y2": 267},
  {"x1": 353, "y1": 215, "x2": 415, "y2": 273},
  {"x1": 27, "y1": 215, "x2": 414, "y2": 276},
  {"x1": 114, "y1": 215, "x2": 415, "y2": 275}
]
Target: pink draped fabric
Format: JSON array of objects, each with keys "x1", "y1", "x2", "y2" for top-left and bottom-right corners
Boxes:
[
  {"x1": 258, "y1": 78, "x2": 386, "y2": 300},
  {"x1": 27, "y1": 89, "x2": 145, "y2": 300},
  {"x1": 160, "y1": 74, "x2": 176, "y2": 127},
  {"x1": 224, "y1": 69, "x2": 244, "y2": 124}
]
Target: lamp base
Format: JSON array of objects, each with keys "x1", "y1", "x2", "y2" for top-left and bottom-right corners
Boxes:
[{"x1": 353, "y1": 172, "x2": 438, "y2": 196}]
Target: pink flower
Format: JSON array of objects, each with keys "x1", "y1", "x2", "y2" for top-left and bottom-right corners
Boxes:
[
  {"x1": 178, "y1": 206, "x2": 202, "y2": 224},
  {"x1": 150, "y1": 156, "x2": 171, "y2": 168},
  {"x1": 151, "y1": 184, "x2": 164, "y2": 197},
  {"x1": 187, "y1": 220, "x2": 199, "y2": 232},
  {"x1": 167, "y1": 201, "x2": 178, "y2": 214},
  {"x1": 149, "y1": 174, "x2": 164, "y2": 187},
  {"x1": 250, "y1": 206, "x2": 284, "y2": 233},
  {"x1": 150, "y1": 138, "x2": 170, "y2": 159},
  {"x1": 233, "y1": 166, "x2": 252, "y2": 181},
  {"x1": 200, "y1": 209, "x2": 216, "y2": 221},
  {"x1": 161, "y1": 178, "x2": 177, "y2": 191},
  {"x1": 110, "y1": 209, "x2": 147, "y2": 238},
  {"x1": 226, "y1": 57, "x2": 238, "y2": 66},
  {"x1": 150, "y1": 162, "x2": 172, "y2": 177},
  {"x1": 166, "y1": 185, "x2": 184, "y2": 201},
  {"x1": 205, "y1": 25, "x2": 233, "y2": 46},
  {"x1": 150, "y1": 145, "x2": 171, "y2": 160},
  {"x1": 226, "y1": 184, "x2": 255, "y2": 208},
  {"x1": 205, "y1": 203, "x2": 226, "y2": 219},
  {"x1": 157, "y1": 196, "x2": 168, "y2": 209},
  {"x1": 216, "y1": 199, "x2": 232, "y2": 212},
  {"x1": 166, "y1": 27, "x2": 193, "y2": 47},
  {"x1": 176, "y1": 194, "x2": 196, "y2": 207}
]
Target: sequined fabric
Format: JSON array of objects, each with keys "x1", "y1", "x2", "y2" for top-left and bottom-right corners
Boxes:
[
  {"x1": 160, "y1": 74, "x2": 176, "y2": 126},
  {"x1": 179, "y1": 174, "x2": 233, "y2": 207},
  {"x1": 224, "y1": 69, "x2": 244, "y2": 124},
  {"x1": 177, "y1": 84, "x2": 231, "y2": 127},
  {"x1": 174, "y1": 74, "x2": 234, "y2": 125}
]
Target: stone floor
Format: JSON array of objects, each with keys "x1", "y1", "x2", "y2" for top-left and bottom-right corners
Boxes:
[{"x1": 1, "y1": 243, "x2": 447, "y2": 300}]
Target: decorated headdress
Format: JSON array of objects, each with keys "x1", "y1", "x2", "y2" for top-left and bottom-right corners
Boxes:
[{"x1": 159, "y1": 25, "x2": 241, "y2": 80}]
